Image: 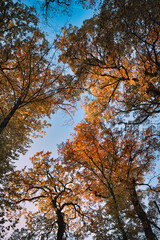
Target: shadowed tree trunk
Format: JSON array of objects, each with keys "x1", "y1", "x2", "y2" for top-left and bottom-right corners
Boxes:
[
  {"x1": 0, "y1": 97, "x2": 22, "y2": 134},
  {"x1": 56, "y1": 209, "x2": 66, "y2": 240},
  {"x1": 52, "y1": 198, "x2": 66, "y2": 240},
  {"x1": 130, "y1": 179, "x2": 157, "y2": 240}
]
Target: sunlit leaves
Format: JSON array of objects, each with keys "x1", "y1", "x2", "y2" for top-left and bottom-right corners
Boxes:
[
  {"x1": 0, "y1": 0, "x2": 82, "y2": 176},
  {"x1": 59, "y1": 119, "x2": 160, "y2": 239},
  {"x1": 6, "y1": 151, "x2": 88, "y2": 239},
  {"x1": 56, "y1": 0, "x2": 160, "y2": 125}
]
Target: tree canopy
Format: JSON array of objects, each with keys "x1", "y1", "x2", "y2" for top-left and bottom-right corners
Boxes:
[
  {"x1": 0, "y1": 0, "x2": 82, "y2": 176},
  {"x1": 56, "y1": 0, "x2": 160, "y2": 125},
  {"x1": 6, "y1": 151, "x2": 90, "y2": 240},
  {"x1": 59, "y1": 119, "x2": 160, "y2": 240},
  {"x1": 1, "y1": 0, "x2": 160, "y2": 239}
]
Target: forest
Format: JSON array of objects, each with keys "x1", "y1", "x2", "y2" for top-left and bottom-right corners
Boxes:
[{"x1": 0, "y1": 0, "x2": 160, "y2": 239}]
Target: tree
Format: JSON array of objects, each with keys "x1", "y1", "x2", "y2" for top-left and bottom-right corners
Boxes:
[
  {"x1": 59, "y1": 119, "x2": 160, "y2": 239},
  {"x1": 6, "y1": 151, "x2": 88, "y2": 240},
  {"x1": 0, "y1": 0, "x2": 82, "y2": 175},
  {"x1": 55, "y1": 2, "x2": 160, "y2": 237},
  {"x1": 56, "y1": 0, "x2": 160, "y2": 125}
]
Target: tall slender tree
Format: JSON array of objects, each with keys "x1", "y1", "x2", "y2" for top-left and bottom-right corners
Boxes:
[{"x1": 59, "y1": 119, "x2": 160, "y2": 239}]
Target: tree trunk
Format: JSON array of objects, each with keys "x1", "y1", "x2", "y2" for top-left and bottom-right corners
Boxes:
[
  {"x1": 56, "y1": 209, "x2": 66, "y2": 240},
  {"x1": 0, "y1": 98, "x2": 22, "y2": 134},
  {"x1": 52, "y1": 198, "x2": 66, "y2": 240},
  {"x1": 130, "y1": 180, "x2": 157, "y2": 240}
]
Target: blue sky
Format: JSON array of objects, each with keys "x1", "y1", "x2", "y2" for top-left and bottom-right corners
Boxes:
[
  {"x1": 17, "y1": 0, "x2": 95, "y2": 169},
  {"x1": 17, "y1": 106, "x2": 85, "y2": 169}
]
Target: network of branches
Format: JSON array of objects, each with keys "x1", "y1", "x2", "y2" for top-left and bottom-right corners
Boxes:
[{"x1": 0, "y1": 0, "x2": 160, "y2": 240}]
